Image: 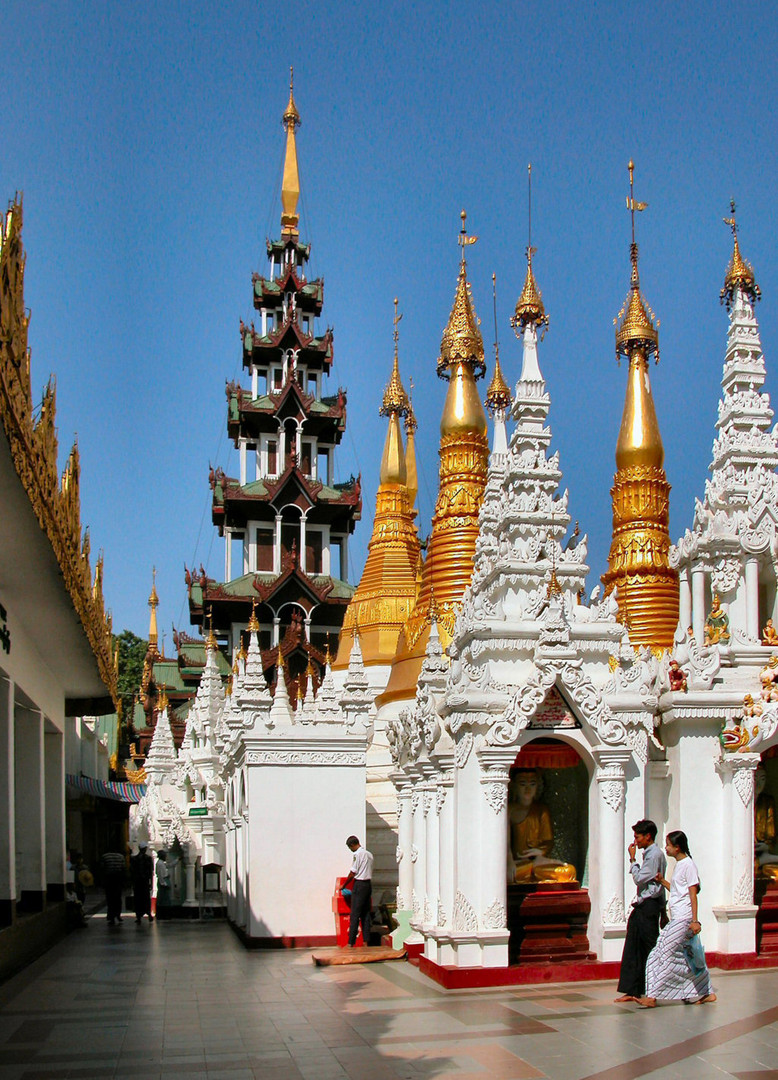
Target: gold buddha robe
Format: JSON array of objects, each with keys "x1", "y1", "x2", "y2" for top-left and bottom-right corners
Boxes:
[{"x1": 511, "y1": 803, "x2": 577, "y2": 883}]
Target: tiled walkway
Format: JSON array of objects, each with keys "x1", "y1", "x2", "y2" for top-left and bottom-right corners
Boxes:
[{"x1": 0, "y1": 916, "x2": 777, "y2": 1080}]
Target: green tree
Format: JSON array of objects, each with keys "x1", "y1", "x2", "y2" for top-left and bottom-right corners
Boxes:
[{"x1": 113, "y1": 629, "x2": 148, "y2": 736}]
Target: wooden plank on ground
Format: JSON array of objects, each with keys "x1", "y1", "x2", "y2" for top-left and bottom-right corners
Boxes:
[{"x1": 312, "y1": 946, "x2": 406, "y2": 966}]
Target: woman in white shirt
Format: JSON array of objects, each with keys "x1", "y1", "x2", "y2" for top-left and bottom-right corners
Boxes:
[{"x1": 638, "y1": 830, "x2": 716, "y2": 1008}]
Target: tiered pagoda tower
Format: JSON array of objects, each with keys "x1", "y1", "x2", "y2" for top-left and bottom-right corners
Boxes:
[
  {"x1": 188, "y1": 75, "x2": 362, "y2": 697},
  {"x1": 602, "y1": 162, "x2": 679, "y2": 648}
]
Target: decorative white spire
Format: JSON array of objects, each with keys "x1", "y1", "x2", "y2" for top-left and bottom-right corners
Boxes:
[{"x1": 145, "y1": 702, "x2": 177, "y2": 784}]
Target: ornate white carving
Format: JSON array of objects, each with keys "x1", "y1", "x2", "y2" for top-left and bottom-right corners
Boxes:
[
  {"x1": 733, "y1": 765, "x2": 756, "y2": 806},
  {"x1": 482, "y1": 781, "x2": 507, "y2": 814},
  {"x1": 602, "y1": 895, "x2": 627, "y2": 925},
  {"x1": 452, "y1": 890, "x2": 478, "y2": 932},
  {"x1": 411, "y1": 889, "x2": 420, "y2": 917},
  {"x1": 454, "y1": 731, "x2": 473, "y2": 769},
  {"x1": 437, "y1": 900, "x2": 448, "y2": 927},
  {"x1": 733, "y1": 868, "x2": 753, "y2": 906},
  {"x1": 397, "y1": 888, "x2": 408, "y2": 910},
  {"x1": 395, "y1": 845, "x2": 403, "y2": 864},
  {"x1": 424, "y1": 898, "x2": 434, "y2": 924},
  {"x1": 482, "y1": 898, "x2": 507, "y2": 929},
  {"x1": 410, "y1": 844, "x2": 419, "y2": 863}
]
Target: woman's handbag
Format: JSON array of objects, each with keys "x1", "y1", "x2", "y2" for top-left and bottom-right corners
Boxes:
[{"x1": 682, "y1": 932, "x2": 707, "y2": 976}]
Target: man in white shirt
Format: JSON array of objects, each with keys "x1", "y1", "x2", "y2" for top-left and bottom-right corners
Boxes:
[{"x1": 343, "y1": 835, "x2": 374, "y2": 947}]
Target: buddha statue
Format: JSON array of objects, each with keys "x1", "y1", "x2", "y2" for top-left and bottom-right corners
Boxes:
[
  {"x1": 762, "y1": 619, "x2": 778, "y2": 646},
  {"x1": 704, "y1": 594, "x2": 730, "y2": 646},
  {"x1": 507, "y1": 768, "x2": 577, "y2": 884},
  {"x1": 755, "y1": 766, "x2": 778, "y2": 881}
]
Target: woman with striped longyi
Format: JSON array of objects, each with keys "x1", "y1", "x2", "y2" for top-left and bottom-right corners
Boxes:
[{"x1": 638, "y1": 830, "x2": 717, "y2": 1008}]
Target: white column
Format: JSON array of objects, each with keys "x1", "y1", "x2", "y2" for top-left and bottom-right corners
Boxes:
[
  {"x1": 475, "y1": 748, "x2": 513, "y2": 967},
  {"x1": 423, "y1": 780, "x2": 440, "y2": 932},
  {"x1": 14, "y1": 705, "x2": 45, "y2": 905},
  {"x1": 272, "y1": 617, "x2": 280, "y2": 648},
  {"x1": 692, "y1": 566, "x2": 706, "y2": 643},
  {"x1": 183, "y1": 845, "x2": 198, "y2": 907},
  {"x1": 225, "y1": 528, "x2": 232, "y2": 581},
  {"x1": 240, "y1": 440, "x2": 247, "y2": 485},
  {"x1": 300, "y1": 517, "x2": 307, "y2": 573},
  {"x1": 0, "y1": 675, "x2": 15, "y2": 924},
  {"x1": 713, "y1": 754, "x2": 759, "y2": 954},
  {"x1": 678, "y1": 565, "x2": 691, "y2": 637},
  {"x1": 408, "y1": 775, "x2": 426, "y2": 943},
  {"x1": 594, "y1": 748, "x2": 632, "y2": 960},
  {"x1": 274, "y1": 515, "x2": 282, "y2": 575},
  {"x1": 745, "y1": 558, "x2": 760, "y2": 640},
  {"x1": 44, "y1": 728, "x2": 65, "y2": 896},
  {"x1": 395, "y1": 779, "x2": 413, "y2": 912},
  {"x1": 322, "y1": 525, "x2": 331, "y2": 576}
]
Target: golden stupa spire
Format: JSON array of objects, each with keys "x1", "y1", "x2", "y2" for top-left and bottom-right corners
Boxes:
[
  {"x1": 602, "y1": 161, "x2": 678, "y2": 649},
  {"x1": 247, "y1": 598, "x2": 260, "y2": 633},
  {"x1": 148, "y1": 567, "x2": 159, "y2": 649},
  {"x1": 511, "y1": 165, "x2": 549, "y2": 336},
  {"x1": 280, "y1": 67, "x2": 301, "y2": 239},
  {"x1": 334, "y1": 301, "x2": 420, "y2": 668},
  {"x1": 378, "y1": 215, "x2": 489, "y2": 703},
  {"x1": 205, "y1": 609, "x2": 218, "y2": 652},
  {"x1": 721, "y1": 199, "x2": 761, "y2": 310},
  {"x1": 486, "y1": 273, "x2": 512, "y2": 415}
]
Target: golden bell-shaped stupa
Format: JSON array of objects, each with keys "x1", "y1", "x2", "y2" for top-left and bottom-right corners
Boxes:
[
  {"x1": 378, "y1": 214, "x2": 489, "y2": 704},
  {"x1": 334, "y1": 302, "x2": 420, "y2": 667},
  {"x1": 602, "y1": 162, "x2": 679, "y2": 649}
]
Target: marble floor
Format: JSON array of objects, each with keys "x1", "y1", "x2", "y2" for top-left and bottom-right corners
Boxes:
[{"x1": 0, "y1": 916, "x2": 777, "y2": 1079}]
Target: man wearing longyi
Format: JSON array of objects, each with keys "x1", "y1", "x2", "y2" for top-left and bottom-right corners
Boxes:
[{"x1": 614, "y1": 819, "x2": 667, "y2": 1002}]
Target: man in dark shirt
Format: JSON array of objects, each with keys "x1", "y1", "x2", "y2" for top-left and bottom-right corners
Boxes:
[
  {"x1": 615, "y1": 819, "x2": 667, "y2": 1002},
  {"x1": 100, "y1": 849, "x2": 126, "y2": 926}
]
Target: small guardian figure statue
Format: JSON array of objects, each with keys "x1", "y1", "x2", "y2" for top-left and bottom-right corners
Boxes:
[
  {"x1": 507, "y1": 768, "x2": 577, "y2": 884},
  {"x1": 704, "y1": 593, "x2": 730, "y2": 646}
]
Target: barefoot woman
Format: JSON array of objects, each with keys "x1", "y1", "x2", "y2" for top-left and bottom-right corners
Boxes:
[{"x1": 638, "y1": 831, "x2": 716, "y2": 1008}]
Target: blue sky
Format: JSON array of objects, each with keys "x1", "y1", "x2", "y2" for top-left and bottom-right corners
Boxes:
[{"x1": 3, "y1": 2, "x2": 778, "y2": 641}]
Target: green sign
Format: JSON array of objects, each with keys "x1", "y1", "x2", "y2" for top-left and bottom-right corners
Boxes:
[{"x1": 188, "y1": 807, "x2": 208, "y2": 817}]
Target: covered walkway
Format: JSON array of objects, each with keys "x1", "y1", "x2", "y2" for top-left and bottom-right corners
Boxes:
[{"x1": 0, "y1": 917, "x2": 777, "y2": 1079}]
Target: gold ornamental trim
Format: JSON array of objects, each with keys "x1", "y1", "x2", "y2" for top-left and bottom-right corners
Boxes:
[{"x1": 0, "y1": 197, "x2": 117, "y2": 706}]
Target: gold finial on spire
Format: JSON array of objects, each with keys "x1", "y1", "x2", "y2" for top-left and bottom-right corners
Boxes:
[
  {"x1": 158, "y1": 687, "x2": 168, "y2": 712},
  {"x1": 615, "y1": 159, "x2": 659, "y2": 363},
  {"x1": 281, "y1": 67, "x2": 301, "y2": 239},
  {"x1": 511, "y1": 165, "x2": 549, "y2": 336},
  {"x1": 247, "y1": 598, "x2": 260, "y2": 633},
  {"x1": 148, "y1": 567, "x2": 159, "y2": 648},
  {"x1": 438, "y1": 211, "x2": 485, "y2": 379},
  {"x1": 205, "y1": 609, "x2": 218, "y2": 651},
  {"x1": 277, "y1": 644, "x2": 284, "y2": 670},
  {"x1": 380, "y1": 298, "x2": 410, "y2": 416},
  {"x1": 486, "y1": 273, "x2": 512, "y2": 414},
  {"x1": 721, "y1": 198, "x2": 761, "y2": 310}
]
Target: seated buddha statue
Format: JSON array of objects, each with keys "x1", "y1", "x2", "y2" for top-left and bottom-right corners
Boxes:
[
  {"x1": 507, "y1": 768, "x2": 577, "y2": 884},
  {"x1": 756, "y1": 766, "x2": 778, "y2": 881}
]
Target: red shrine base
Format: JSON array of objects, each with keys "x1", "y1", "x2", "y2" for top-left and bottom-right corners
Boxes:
[
  {"x1": 508, "y1": 882, "x2": 593, "y2": 965},
  {"x1": 755, "y1": 878, "x2": 778, "y2": 957},
  {"x1": 418, "y1": 955, "x2": 621, "y2": 989}
]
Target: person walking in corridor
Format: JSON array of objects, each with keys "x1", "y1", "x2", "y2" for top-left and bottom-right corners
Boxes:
[
  {"x1": 343, "y1": 836, "x2": 373, "y2": 947},
  {"x1": 615, "y1": 819, "x2": 667, "y2": 1002}
]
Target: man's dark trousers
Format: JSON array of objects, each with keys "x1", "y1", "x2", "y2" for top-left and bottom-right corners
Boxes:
[
  {"x1": 617, "y1": 896, "x2": 664, "y2": 996},
  {"x1": 348, "y1": 880, "x2": 372, "y2": 946},
  {"x1": 104, "y1": 876, "x2": 123, "y2": 923}
]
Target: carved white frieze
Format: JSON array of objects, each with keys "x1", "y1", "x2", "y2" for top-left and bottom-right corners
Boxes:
[
  {"x1": 410, "y1": 844, "x2": 419, "y2": 863},
  {"x1": 482, "y1": 781, "x2": 508, "y2": 814},
  {"x1": 733, "y1": 765, "x2": 756, "y2": 806},
  {"x1": 454, "y1": 731, "x2": 474, "y2": 769},
  {"x1": 244, "y1": 750, "x2": 365, "y2": 766},
  {"x1": 395, "y1": 846, "x2": 403, "y2": 864}
]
